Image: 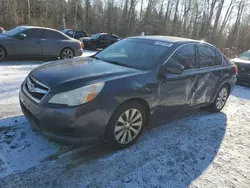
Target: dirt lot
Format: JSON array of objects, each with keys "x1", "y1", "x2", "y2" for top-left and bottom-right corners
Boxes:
[{"x1": 0, "y1": 52, "x2": 249, "y2": 187}]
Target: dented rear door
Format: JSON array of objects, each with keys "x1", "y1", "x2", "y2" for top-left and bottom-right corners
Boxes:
[{"x1": 191, "y1": 44, "x2": 223, "y2": 106}]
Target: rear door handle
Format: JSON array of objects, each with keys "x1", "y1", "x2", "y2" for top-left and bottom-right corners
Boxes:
[{"x1": 218, "y1": 70, "x2": 223, "y2": 75}]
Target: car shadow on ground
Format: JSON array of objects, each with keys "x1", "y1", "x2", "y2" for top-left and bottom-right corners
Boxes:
[
  {"x1": 51, "y1": 110, "x2": 227, "y2": 187},
  {"x1": 0, "y1": 110, "x2": 227, "y2": 187}
]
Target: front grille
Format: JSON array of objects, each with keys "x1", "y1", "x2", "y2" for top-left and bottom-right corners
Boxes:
[{"x1": 23, "y1": 76, "x2": 49, "y2": 103}]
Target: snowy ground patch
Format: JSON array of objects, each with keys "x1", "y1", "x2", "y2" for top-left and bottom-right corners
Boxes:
[{"x1": 0, "y1": 50, "x2": 96, "y2": 178}]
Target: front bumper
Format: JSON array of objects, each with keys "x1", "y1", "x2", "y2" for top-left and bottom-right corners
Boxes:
[
  {"x1": 75, "y1": 48, "x2": 83, "y2": 57},
  {"x1": 19, "y1": 90, "x2": 111, "y2": 145}
]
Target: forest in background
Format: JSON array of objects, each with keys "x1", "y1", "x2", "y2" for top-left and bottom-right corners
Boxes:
[{"x1": 0, "y1": 0, "x2": 250, "y2": 57}]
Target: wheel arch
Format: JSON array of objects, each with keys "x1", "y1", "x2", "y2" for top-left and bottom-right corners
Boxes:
[
  {"x1": 212, "y1": 81, "x2": 232, "y2": 103},
  {"x1": 0, "y1": 45, "x2": 8, "y2": 56},
  {"x1": 113, "y1": 97, "x2": 151, "y2": 127},
  {"x1": 59, "y1": 47, "x2": 75, "y2": 57}
]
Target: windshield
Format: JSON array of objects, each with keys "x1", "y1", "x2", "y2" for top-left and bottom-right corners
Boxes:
[
  {"x1": 94, "y1": 38, "x2": 172, "y2": 70},
  {"x1": 238, "y1": 50, "x2": 250, "y2": 61},
  {"x1": 91, "y1": 33, "x2": 101, "y2": 39},
  {"x1": 3, "y1": 26, "x2": 26, "y2": 36}
]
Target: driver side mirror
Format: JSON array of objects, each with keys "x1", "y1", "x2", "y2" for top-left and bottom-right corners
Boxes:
[
  {"x1": 163, "y1": 61, "x2": 184, "y2": 74},
  {"x1": 18, "y1": 33, "x2": 26, "y2": 40}
]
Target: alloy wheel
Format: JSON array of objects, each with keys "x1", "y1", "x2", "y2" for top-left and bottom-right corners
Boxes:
[
  {"x1": 216, "y1": 88, "x2": 228, "y2": 110},
  {"x1": 114, "y1": 108, "x2": 143, "y2": 144},
  {"x1": 61, "y1": 49, "x2": 74, "y2": 59}
]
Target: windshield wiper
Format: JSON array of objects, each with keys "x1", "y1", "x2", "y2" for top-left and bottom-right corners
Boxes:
[
  {"x1": 91, "y1": 56, "x2": 136, "y2": 69},
  {"x1": 91, "y1": 56, "x2": 119, "y2": 64}
]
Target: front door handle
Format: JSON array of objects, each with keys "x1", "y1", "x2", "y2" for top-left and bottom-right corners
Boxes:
[{"x1": 190, "y1": 75, "x2": 198, "y2": 80}]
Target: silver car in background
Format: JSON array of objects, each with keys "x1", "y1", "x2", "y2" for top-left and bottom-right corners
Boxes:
[{"x1": 0, "y1": 26, "x2": 83, "y2": 61}]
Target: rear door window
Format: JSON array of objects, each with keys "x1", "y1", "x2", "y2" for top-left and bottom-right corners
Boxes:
[
  {"x1": 167, "y1": 44, "x2": 196, "y2": 70},
  {"x1": 103, "y1": 35, "x2": 111, "y2": 40},
  {"x1": 44, "y1": 30, "x2": 63, "y2": 39},
  {"x1": 198, "y1": 45, "x2": 221, "y2": 67},
  {"x1": 77, "y1": 31, "x2": 88, "y2": 38}
]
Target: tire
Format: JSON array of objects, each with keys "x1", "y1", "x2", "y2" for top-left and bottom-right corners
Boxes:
[
  {"x1": 91, "y1": 43, "x2": 97, "y2": 51},
  {"x1": 205, "y1": 85, "x2": 229, "y2": 112},
  {"x1": 0, "y1": 46, "x2": 6, "y2": 61},
  {"x1": 105, "y1": 101, "x2": 147, "y2": 149},
  {"x1": 60, "y1": 48, "x2": 74, "y2": 59}
]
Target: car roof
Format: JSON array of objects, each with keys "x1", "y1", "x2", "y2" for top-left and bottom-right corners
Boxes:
[
  {"x1": 19, "y1": 25, "x2": 61, "y2": 32},
  {"x1": 62, "y1": 29, "x2": 87, "y2": 32},
  {"x1": 131, "y1": 36, "x2": 203, "y2": 44}
]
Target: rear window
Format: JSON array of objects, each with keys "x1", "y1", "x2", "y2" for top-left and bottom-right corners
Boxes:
[{"x1": 95, "y1": 38, "x2": 172, "y2": 70}]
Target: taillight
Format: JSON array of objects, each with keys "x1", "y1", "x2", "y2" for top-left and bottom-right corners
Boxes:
[
  {"x1": 79, "y1": 41, "x2": 84, "y2": 49},
  {"x1": 234, "y1": 66, "x2": 238, "y2": 74}
]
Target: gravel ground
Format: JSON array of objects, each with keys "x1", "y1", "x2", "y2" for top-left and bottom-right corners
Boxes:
[{"x1": 0, "y1": 52, "x2": 249, "y2": 187}]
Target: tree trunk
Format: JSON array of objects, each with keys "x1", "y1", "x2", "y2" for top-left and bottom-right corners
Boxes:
[
  {"x1": 27, "y1": 0, "x2": 31, "y2": 23},
  {"x1": 212, "y1": 0, "x2": 224, "y2": 40}
]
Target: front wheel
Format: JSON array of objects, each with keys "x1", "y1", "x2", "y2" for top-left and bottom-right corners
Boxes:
[
  {"x1": 105, "y1": 101, "x2": 147, "y2": 149},
  {"x1": 0, "y1": 46, "x2": 6, "y2": 61},
  {"x1": 60, "y1": 48, "x2": 74, "y2": 59}
]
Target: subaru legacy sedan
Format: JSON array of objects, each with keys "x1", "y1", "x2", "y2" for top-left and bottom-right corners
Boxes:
[{"x1": 19, "y1": 36, "x2": 237, "y2": 149}]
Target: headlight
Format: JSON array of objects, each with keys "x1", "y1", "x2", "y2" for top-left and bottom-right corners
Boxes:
[{"x1": 48, "y1": 82, "x2": 105, "y2": 106}]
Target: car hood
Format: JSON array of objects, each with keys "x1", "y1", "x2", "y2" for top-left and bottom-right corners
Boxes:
[
  {"x1": 231, "y1": 58, "x2": 250, "y2": 64},
  {"x1": 30, "y1": 57, "x2": 141, "y2": 91}
]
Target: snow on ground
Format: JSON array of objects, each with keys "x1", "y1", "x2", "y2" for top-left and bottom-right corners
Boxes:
[
  {"x1": 0, "y1": 50, "x2": 96, "y2": 178},
  {"x1": 0, "y1": 52, "x2": 250, "y2": 187}
]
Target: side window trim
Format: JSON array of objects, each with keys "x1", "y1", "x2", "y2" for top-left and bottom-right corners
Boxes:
[
  {"x1": 194, "y1": 44, "x2": 200, "y2": 68},
  {"x1": 163, "y1": 43, "x2": 198, "y2": 70}
]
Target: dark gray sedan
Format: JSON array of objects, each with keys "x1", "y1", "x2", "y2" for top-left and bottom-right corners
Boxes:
[
  {"x1": 0, "y1": 26, "x2": 83, "y2": 61},
  {"x1": 19, "y1": 36, "x2": 237, "y2": 149}
]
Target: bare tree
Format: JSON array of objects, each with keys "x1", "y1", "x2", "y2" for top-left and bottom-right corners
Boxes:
[{"x1": 1, "y1": 0, "x2": 250, "y2": 55}]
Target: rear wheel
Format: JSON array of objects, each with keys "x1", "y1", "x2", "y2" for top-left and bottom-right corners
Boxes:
[
  {"x1": 60, "y1": 48, "x2": 74, "y2": 59},
  {"x1": 206, "y1": 85, "x2": 229, "y2": 112},
  {"x1": 105, "y1": 101, "x2": 146, "y2": 149},
  {"x1": 0, "y1": 46, "x2": 6, "y2": 61}
]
